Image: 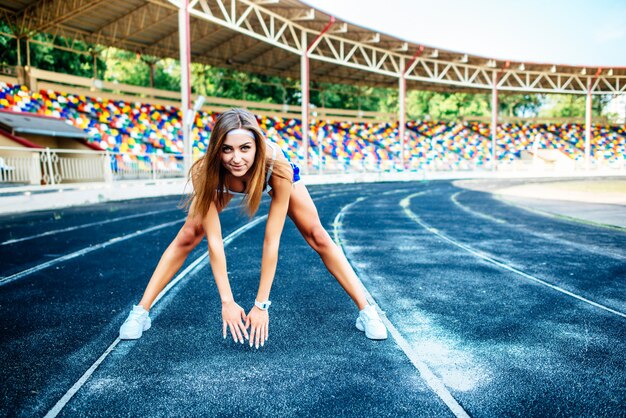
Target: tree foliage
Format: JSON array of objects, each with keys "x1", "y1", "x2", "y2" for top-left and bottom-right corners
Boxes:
[
  {"x1": 0, "y1": 23, "x2": 104, "y2": 78},
  {"x1": 539, "y1": 94, "x2": 610, "y2": 119}
]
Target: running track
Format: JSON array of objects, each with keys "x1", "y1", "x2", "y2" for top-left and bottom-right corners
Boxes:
[{"x1": 1, "y1": 181, "x2": 624, "y2": 417}]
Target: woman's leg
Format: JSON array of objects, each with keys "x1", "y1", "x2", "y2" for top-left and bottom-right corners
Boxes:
[
  {"x1": 287, "y1": 183, "x2": 368, "y2": 310},
  {"x1": 137, "y1": 215, "x2": 205, "y2": 311}
]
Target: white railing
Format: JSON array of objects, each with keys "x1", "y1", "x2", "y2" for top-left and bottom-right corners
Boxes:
[
  {"x1": 0, "y1": 152, "x2": 40, "y2": 183},
  {"x1": 308, "y1": 154, "x2": 626, "y2": 175},
  {"x1": 0, "y1": 146, "x2": 188, "y2": 186},
  {"x1": 1, "y1": 146, "x2": 625, "y2": 187}
]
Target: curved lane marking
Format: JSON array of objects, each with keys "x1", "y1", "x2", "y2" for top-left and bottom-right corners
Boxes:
[
  {"x1": 494, "y1": 193, "x2": 626, "y2": 233},
  {"x1": 401, "y1": 192, "x2": 626, "y2": 320},
  {"x1": 450, "y1": 190, "x2": 626, "y2": 261},
  {"x1": 43, "y1": 215, "x2": 268, "y2": 418},
  {"x1": 0, "y1": 219, "x2": 184, "y2": 287},
  {"x1": 0, "y1": 206, "x2": 237, "y2": 286},
  {"x1": 451, "y1": 191, "x2": 506, "y2": 224},
  {"x1": 1, "y1": 208, "x2": 177, "y2": 246},
  {"x1": 332, "y1": 194, "x2": 470, "y2": 418},
  {"x1": 42, "y1": 190, "x2": 355, "y2": 417}
]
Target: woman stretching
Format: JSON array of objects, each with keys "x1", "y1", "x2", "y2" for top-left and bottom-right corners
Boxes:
[{"x1": 119, "y1": 108, "x2": 387, "y2": 347}]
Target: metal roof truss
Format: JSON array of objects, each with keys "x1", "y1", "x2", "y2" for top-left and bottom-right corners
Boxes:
[{"x1": 181, "y1": 0, "x2": 625, "y2": 95}]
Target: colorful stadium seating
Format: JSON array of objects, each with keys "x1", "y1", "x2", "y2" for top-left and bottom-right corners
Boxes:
[{"x1": 1, "y1": 81, "x2": 625, "y2": 171}]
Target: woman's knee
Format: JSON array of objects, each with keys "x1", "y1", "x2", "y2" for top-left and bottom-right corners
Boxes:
[
  {"x1": 306, "y1": 225, "x2": 333, "y2": 253},
  {"x1": 175, "y1": 223, "x2": 203, "y2": 249}
]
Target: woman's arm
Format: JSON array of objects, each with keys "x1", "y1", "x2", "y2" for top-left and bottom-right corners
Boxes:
[
  {"x1": 202, "y1": 200, "x2": 249, "y2": 344},
  {"x1": 246, "y1": 173, "x2": 292, "y2": 348}
]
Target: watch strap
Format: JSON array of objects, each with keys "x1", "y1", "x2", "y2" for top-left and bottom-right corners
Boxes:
[{"x1": 254, "y1": 300, "x2": 272, "y2": 310}]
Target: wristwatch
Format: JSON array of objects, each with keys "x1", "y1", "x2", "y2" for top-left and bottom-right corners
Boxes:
[{"x1": 254, "y1": 300, "x2": 272, "y2": 310}]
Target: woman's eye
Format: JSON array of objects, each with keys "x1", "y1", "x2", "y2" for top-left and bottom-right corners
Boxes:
[
  {"x1": 241, "y1": 146, "x2": 250, "y2": 151},
  {"x1": 222, "y1": 147, "x2": 231, "y2": 153}
]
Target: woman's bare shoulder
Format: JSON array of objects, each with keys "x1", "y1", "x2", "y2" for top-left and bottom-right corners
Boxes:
[{"x1": 265, "y1": 141, "x2": 288, "y2": 162}]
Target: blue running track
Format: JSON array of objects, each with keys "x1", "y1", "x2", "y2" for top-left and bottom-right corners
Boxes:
[{"x1": 1, "y1": 181, "x2": 624, "y2": 417}]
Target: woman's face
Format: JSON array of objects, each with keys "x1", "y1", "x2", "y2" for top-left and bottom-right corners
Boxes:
[{"x1": 220, "y1": 132, "x2": 257, "y2": 178}]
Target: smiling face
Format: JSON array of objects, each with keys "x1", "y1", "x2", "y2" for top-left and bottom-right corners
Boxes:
[{"x1": 220, "y1": 132, "x2": 257, "y2": 178}]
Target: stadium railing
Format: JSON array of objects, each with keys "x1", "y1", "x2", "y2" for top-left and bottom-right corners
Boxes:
[{"x1": 0, "y1": 146, "x2": 186, "y2": 186}]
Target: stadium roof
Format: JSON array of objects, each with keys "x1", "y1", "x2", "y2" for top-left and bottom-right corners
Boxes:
[
  {"x1": 305, "y1": 0, "x2": 626, "y2": 69},
  {"x1": 2, "y1": 0, "x2": 625, "y2": 94},
  {"x1": 0, "y1": 109, "x2": 87, "y2": 138}
]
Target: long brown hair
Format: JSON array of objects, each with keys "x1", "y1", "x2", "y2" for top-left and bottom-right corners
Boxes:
[{"x1": 188, "y1": 108, "x2": 292, "y2": 218}]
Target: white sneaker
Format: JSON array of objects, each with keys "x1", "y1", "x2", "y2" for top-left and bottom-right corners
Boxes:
[
  {"x1": 355, "y1": 305, "x2": 388, "y2": 340},
  {"x1": 119, "y1": 305, "x2": 151, "y2": 340}
]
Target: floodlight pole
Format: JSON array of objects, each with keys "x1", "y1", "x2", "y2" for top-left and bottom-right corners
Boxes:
[
  {"x1": 490, "y1": 62, "x2": 508, "y2": 172},
  {"x1": 399, "y1": 58, "x2": 406, "y2": 170},
  {"x1": 399, "y1": 47, "x2": 423, "y2": 171},
  {"x1": 584, "y1": 69, "x2": 602, "y2": 170},
  {"x1": 301, "y1": 17, "x2": 335, "y2": 174},
  {"x1": 585, "y1": 80, "x2": 592, "y2": 170},
  {"x1": 300, "y1": 32, "x2": 309, "y2": 173},
  {"x1": 178, "y1": 0, "x2": 192, "y2": 176},
  {"x1": 491, "y1": 73, "x2": 498, "y2": 172}
]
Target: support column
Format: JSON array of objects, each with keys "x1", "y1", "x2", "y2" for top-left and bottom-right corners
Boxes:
[
  {"x1": 585, "y1": 78, "x2": 592, "y2": 170},
  {"x1": 399, "y1": 57, "x2": 406, "y2": 170},
  {"x1": 26, "y1": 38, "x2": 31, "y2": 67},
  {"x1": 491, "y1": 71, "x2": 499, "y2": 171},
  {"x1": 300, "y1": 31, "x2": 309, "y2": 173},
  {"x1": 178, "y1": 0, "x2": 192, "y2": 176},
  {"x1": 149, "y1": 63, "x2": 155, "y2": 89},
  {"x1": 16, "y1": 37, "x2": 22, "y2": 67},
  {"x1": 92, "y1": 52, "x2": 97, "y2": 79},
  {"x1": 300, "y1": 17, "x2": 334, "y2": 174}
]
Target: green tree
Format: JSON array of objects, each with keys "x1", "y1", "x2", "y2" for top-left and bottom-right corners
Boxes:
[
  {"x1": 0, "y1": 26, "x2": 104, "y2": 78},
  {"x1": 499, "y1": 94, "x2": 543, "y2": 117},
  {"x1": 539, "y1": 94, "x2": 609, "y2": 119},
  {"x1": 102, "y1": 48, "x2": 179, "y2": 91}
]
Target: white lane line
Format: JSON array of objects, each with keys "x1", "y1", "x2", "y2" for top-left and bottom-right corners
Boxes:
[
  {"x1": 332, "y1": 196, "x2": 470, "y2": 418},
  {"x1": 0, "y1": 219, "x2": 184, "y2": 287},
  {"x1": 451, "y1": 191, "x2": 626, "y2": 261},
  {"x1": 0, "y1": 205, "x2": 242, "y2": 287},
  {"x1": 451, "y1": 191, "x2": 506, "y2": 224},
  {"x1": 43, "y1": 215, "x2": 268, "y2": 418},
  {"x1": 42, "y1": 191, "x2": 356, "y2": 417},
  {"x1": 401, "y1": 192, "x2": 626, "y2": 320},
  {"x1": 1, "y1": 208, "x2": 176, "y2": 246},
  {"x1": 495, "y1": 194, "x2": 626, "y2": 232}
]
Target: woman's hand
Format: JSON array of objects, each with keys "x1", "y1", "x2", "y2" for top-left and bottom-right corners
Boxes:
[
  {"x1": 245, "y1": 306, "x2": 269, "y2": 349},
  {"x1": 222, "y1": 301, "x2": 249, "y2": 343}
]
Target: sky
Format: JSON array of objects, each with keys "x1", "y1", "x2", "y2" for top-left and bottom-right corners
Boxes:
[{"x1": 303, "y1": 0, "x2": 626, "y2": 68}]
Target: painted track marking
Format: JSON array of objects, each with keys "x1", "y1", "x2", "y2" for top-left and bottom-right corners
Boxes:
[
  {"x1": 401, "y1": 192, "x2": 626, "y2": 320},
  {"x1": 451, "y1": 190, "x2": 626, "y2": 261},
  {"x1": 332, "y1": 195, "x2": 470, "y2": 418},
  {"x1": 495, "y1": 193, "x2": 626, "y2": 232},
  {"x1": 451, "y1": 191, "x2": 506, "y2": 224},
  {"x1": 1, "y1": 208, "x2": 176, "y2": 246},
  {"x1": 42, "y1": 190, "x2": 353, "y2": 416},
  {"x1": 43, "y1": 215, "x2": 268, "y2": 418},
  {"x1": 0, "y1": 205, "x2": 240, "y2": 286},
  {"x1": 0, "y1": 219, "x2": 184, "y2": 287}
]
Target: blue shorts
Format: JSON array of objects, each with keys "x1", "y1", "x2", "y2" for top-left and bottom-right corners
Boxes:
[{"x1": 290, "y1": 162, "x2": 301, "y2": 183}]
